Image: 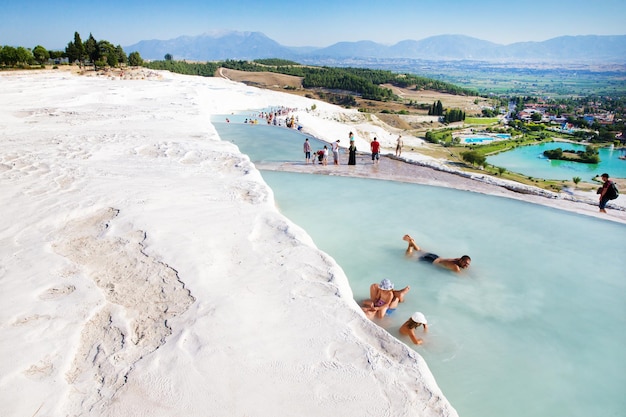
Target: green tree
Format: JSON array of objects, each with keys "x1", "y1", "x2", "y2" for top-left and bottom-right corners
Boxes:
[
  {"x1": 572, "y1": 176, "x2": 581, "y2": 187},
  {"x1": 460, "y1": 150, "x2": 486, "y2": 166},
  {"x1": 49, "y1": 50, "x2": 64, "y2": 60},
  {"x1": 0, "y1": 46, "x2": 18, "y2": 66},
  {"x1": 115, "y1": 45, "x2": 126, "y2": 67},
  {"x1": 32, "y1": 45, "x2": 49, "y2": 64},
  {"x1": 66, "y1": 32, "x2": 86, "y2": 65},
  {"x1": 543, "y1": 148, "x2": 563, "y2": 159},
  {"x1": 96, "y1": 40, "x2": 116, "y2": 67},
  {"x1": 128, "y1": 51, "x2": 143, "y2": 66},
  {"x1": 73, "y1": 32, "x2": 85, "y2": 64},
  {"x1": 164, "y1": 53, "x2": 173, "y2": 61},
  {"x1": 84, "y1": 33, "x2": 98, "y2": 66},
  {"x1": 65, "y1": 41, "x2": 78, "y2": 63},
  {"x1": 437, "y1": 100, "x2": 444, "y2": 116},
  {"x1": 444, "y1": 108, "x2": 465, "y2": 123},
  {"x1": 15, "y1": 47, "x2": 33, "y2": 65}
]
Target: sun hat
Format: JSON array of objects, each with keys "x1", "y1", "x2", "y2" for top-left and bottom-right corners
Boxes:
[
  {"x1": 378, "y1": 278, "x2": 394, "y2": 290},
  {"x1": 411, "y1": 312, "x2": 427, "y2": 324}
]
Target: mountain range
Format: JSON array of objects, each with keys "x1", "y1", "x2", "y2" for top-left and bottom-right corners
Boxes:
[{"x1": 125, "y1": 31, "x2": 626, "y2": 64}]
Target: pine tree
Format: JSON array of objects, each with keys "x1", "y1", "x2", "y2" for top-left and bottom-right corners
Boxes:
[{"x1": 84, "y1": 34, "x2": 98, "y2": 66}]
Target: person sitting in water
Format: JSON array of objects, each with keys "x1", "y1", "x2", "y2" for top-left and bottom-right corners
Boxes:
[
  {"x1": 361, "y1": 278, "x2": 410, "y2": 319},
  {"x1": 399, "y1": 312, "x2": 428, "y2": 345},
  {"x1": 403, "y1": 234, "x2": 471, "y2": 273}
]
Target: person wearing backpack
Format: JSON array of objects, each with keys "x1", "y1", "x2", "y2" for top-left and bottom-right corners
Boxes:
[{"x1": 598, "y1": 173, "x2": 618, "y2": 213}]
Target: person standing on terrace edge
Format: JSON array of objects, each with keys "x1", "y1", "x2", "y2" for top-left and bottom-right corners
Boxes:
[
  {"x1": 598, "y1": 173, "x2": 616, "y2": 213},
  {"x1": 303, "y1": 138, "x2": 311, "y2": 164},
  {"x1": 371, "y1": 137, "x2": 380, "y2": 164},
  {"x1": 332, "y1": 139, "x2": 340, "y2": 165},
  {"x1": 395, "y1": 135, "x2": 403, "y2": 157},
  {"x1": 348, "y1": 134, "x2": 357, "y2": 165}
]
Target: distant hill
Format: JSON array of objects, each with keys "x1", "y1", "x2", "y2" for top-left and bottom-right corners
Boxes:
[
  {"x1": 127, "y1": 31, "x2": 294, "y2": 62},
  {"x1": 125, "y1": 31, "x2": 626, "y2": 64}
]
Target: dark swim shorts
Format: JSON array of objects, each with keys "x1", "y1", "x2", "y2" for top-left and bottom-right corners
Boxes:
[{"x1": 419, "y1": 253, "x2": 440, "y2": 263}]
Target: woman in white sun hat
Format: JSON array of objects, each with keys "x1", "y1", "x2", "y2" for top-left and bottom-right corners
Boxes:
[{"x1": 399, "y1": 312, "x2": 428, "y2": 345}]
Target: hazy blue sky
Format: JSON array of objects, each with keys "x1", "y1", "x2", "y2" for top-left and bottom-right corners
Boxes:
[{"x1": 2, "y1": 0, "x2": 625, "y2": 49}]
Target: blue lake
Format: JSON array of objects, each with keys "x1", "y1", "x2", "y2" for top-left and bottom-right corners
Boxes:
[
  {"x1": 487, "y1": 142, "x2": 626, "y2": 180},
  {"x1": 213, "y1": 119, "x2": 626, "y2": 417}
]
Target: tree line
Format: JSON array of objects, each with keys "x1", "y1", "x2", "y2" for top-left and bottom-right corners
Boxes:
[
  {"x1": 65, "y1": 32, "x2": 142, "y2": 69},
  {"x1": 143, "y1": 58, "x2": 478, "y2": 103},
  {"x1": 1, "y1": 32, "x2": 143, "y2": 69},
  {"x1": 0, "y1": 44, "x2": 63, "y2": 67}
]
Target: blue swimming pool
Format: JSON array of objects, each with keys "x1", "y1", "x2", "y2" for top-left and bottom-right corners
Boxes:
[
  {"x1": 462, "y1": 134, "x2": 511, "y2": 144},
  {"x1": 463, "y1": 137, "x2": 494, "y2": 143}
]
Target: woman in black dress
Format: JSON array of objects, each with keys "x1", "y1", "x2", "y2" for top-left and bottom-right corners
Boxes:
[{"x1": 348, "y1": 132, "x2": 357, "y2": 165}]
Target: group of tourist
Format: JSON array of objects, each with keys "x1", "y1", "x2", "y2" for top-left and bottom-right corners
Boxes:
[
  {"x1": 361, "y1": 234, "x2": 472, "y2": 345},
  {"x1": 234, "y1": 107, "x2": 302, "y2": 128},
  {"x1": 303, "y1": 132, "x2": 404, "y2": 166}
]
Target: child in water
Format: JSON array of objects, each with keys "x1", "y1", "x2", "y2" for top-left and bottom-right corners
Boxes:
[{"x1": 400, "y1": 312, "x2": 428, "y2": 345}]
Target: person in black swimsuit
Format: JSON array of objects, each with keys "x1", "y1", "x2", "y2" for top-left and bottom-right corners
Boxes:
[{"x1": 403, "y1": 234, "x2": 471, "y2": 273}]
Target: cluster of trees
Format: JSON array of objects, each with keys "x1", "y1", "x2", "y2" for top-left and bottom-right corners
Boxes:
[
  {"x1": 219, "y1": 60, "x2": 397, "y2": 101},
  {"x1": 1, "y1": 32, "x2": 144, "y2": 70},
  {"x1": 65, "y1": 32, "x2": 142, "y2": 69},
  {"x1": 424, "y1": 129, "x2": 455, "y2": 145},
  {"x1": 443, "y1": 108, "x2": 466, "y2": 123},
  {"x1": 427, "y1": 100, "x2": 465, "y2": 123},
  {"x1": 0, "y1": 45, "x2": 64, "y2": 67},
  {"x1": 144, "y1": 59, "x2": 218, "y2": 77},
  {"x1": 301, "y1": 69, "x2": 395, "y2": 101},
  {"x1": 543, "y1": 146, "x2": 600, "y2": 164},
  {"x1": 428, "y1": 100, "x2": 444, "y2": 116}
]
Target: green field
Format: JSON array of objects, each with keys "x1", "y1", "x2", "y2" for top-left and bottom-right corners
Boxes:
[{"x1": 464, "y1": 117, "x2": 499, "y2": 125}]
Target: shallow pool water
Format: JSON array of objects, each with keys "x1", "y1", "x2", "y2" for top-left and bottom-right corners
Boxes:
[{"x1": 214, "y1": 119, "x2": 626, "y2": 417}]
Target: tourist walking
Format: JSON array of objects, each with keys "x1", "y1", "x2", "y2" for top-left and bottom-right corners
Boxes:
[
  {"x1": 371, "y1": 137, "x2": 380, "y2": 164},
  {"x1": 395, "y1": 135, "x2": 403, "y2": 157},
  {"x1": 332, "y1": 140, "x2": 340, "y2": 165},
  {"x1": 303, "y1": 138, "x2": 311, "y2": 164},
  {"x1": 322, "y1": 145, "x2": 329, "y2": 166}
]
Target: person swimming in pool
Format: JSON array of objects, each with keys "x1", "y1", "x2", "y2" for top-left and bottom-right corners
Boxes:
[
  {"x1": 361, "y1": 278, "x2": 410, "y2": 319},
  {"x1": 403, "y1": 234, "x2": 471, "y2": 273}
]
